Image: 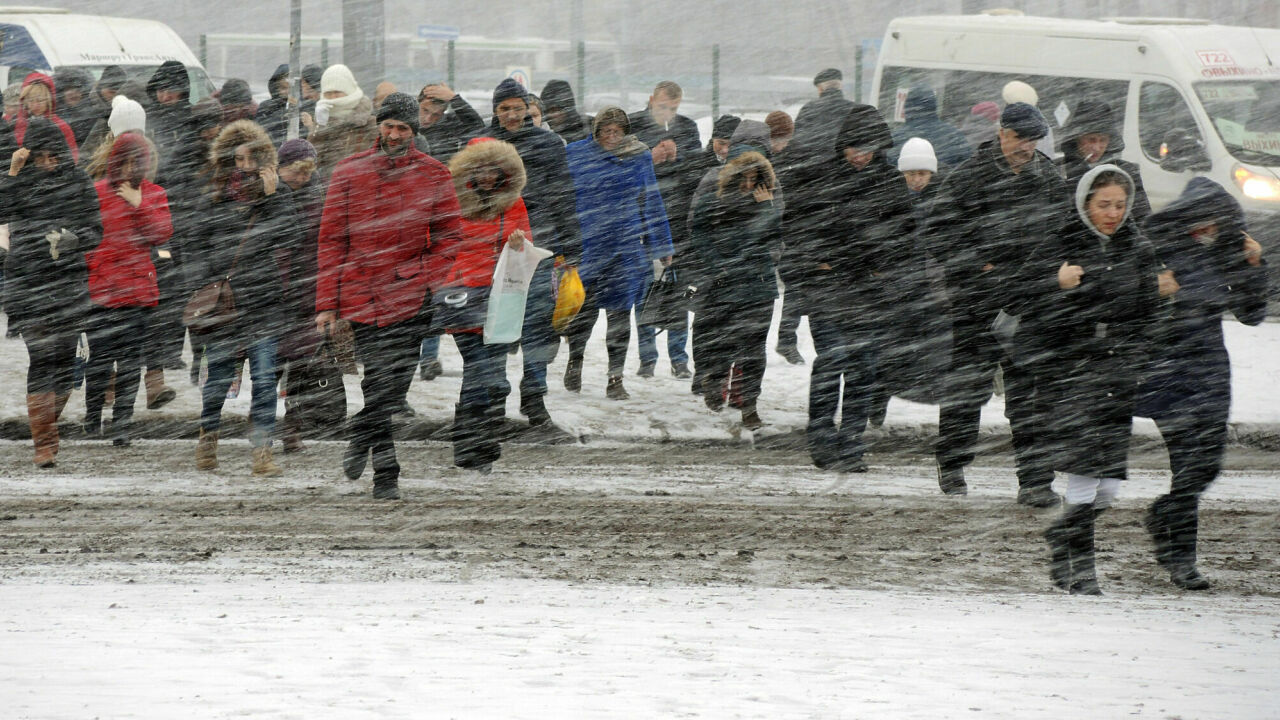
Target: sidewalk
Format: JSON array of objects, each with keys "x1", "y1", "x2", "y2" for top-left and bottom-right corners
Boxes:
[{"x1": 2, "y1": 307, "x2": 1278, "y2": 448}]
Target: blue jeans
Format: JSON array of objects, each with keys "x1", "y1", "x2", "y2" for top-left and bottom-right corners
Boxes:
[
  {"x1": 201, "y1": 335, "x2": 278, "y2": 447},
  {"x1": 454, "y1": 332, "x2": 511, "y2": 410},
  {"x1": 637, "y1": 315, "x2": 689, "y2": 367},
  {"x1": 518, "y1": 258, "x2": 558, "y2": 399},
  {"x1": 806, "y1": 312, "x2": 877, "y2": 466},
  {"x1": 420, "y1": 335, "x2": 440, "y2": 363}
]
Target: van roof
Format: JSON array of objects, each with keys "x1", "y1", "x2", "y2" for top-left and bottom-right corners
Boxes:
[
  {"x1": 0, "y1": 11, "x2": 200, "y2": 67},
  {"x1": 883, "y1": 15, "x2": 1280, "y2": 83}
]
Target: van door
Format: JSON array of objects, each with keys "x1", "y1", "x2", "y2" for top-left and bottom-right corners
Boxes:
[{"x1": 1128, "y1": 80, "x2": 1203, "y2": 211}]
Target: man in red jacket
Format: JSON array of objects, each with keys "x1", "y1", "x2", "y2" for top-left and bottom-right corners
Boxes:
[{"x1": 315, "y1": 92, "x2": 463, "y2": 500}]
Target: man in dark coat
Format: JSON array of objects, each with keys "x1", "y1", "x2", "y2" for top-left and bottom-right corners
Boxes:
[
  {"x1": 628, "y1": 81, "x2": 703, "y2": 378},
  {"x1": 889, "y1": 86, "x2": 972, "y2": 170},
  {"x1": 52, "y1": 68, "x2": 98, "y2": 146},
  {"x1": 785, "y1": 104, "x2": 915, "y2": 473},
  {"x1": 540, "y1": 79, "x2": 592, "y2": 144},
  {"x1": 1057, "y1": 98, "x2": 1151, "y2": 225},
  {"x1": 481, "y1": 78, "x2": 583, "y2": 429},
  {"x1": 927, "y1": 102, "x2": 1071, "y2": 505},
  {"x1": 789, "y1": 68, "x2": 855, "y2": 167},
  {"x1": 415, "y1": 84, "x2": 484, "y2": 164},
  {"x1": 255, "y1": 64, "x2": 296, "y2": 145}
]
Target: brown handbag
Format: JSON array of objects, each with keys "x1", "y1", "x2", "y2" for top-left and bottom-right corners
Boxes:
[{"x1": 183, "y1": 213, "x2": 256, "y2": 333}]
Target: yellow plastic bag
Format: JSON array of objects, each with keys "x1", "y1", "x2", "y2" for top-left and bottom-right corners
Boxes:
[{"x1": 552, "y1": 264, "x2": 585, "y2": 334}]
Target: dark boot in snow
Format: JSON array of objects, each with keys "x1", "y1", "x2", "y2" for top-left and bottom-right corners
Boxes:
[
  {"x1": 370, "y1": 441, "x2": 401, "y2": 499},
  {"x1": 1017, "y1": 484, "x2": 1060, "y2": 508},
  {"x1": 937, "y1": 465, "x2": 967, "y2": 496},
  {"x1": 671, "y1": 362, "x2": 692, "y2": 379},
  {"x1": 606, "y1": 375, "x2": 629, "y2": 401},
  {"x1": 343, "y1": 438, "x2": 369, "y2": 480},
  {"x1": 453, "y1": 403, "x2": 501, "y2": 471},
  {"x1": 636, "y1": 362, "x2": 655, "y2": 378},
  {"x1": 520, "y1": 393, "x2": 552, "y2": 427},
  {"x1": 740, "y1": 405, "x2": 763, "y2": 431},
  {"x1": 1067, "y1": 504, "x2": 1102, "y2": 596},
  {"x1": 1044, "y1": 510, "x2": 1073, "y2": 591},
  {"x1": 1144, "y1": 495, "x2": 1175, "y2": 569},
  {"x1": 564, "y1": 355, "x2": 584, "y2": 393},
  {"x1": 1167, "y1": 496, "x2": 1210, "y2": 591}
]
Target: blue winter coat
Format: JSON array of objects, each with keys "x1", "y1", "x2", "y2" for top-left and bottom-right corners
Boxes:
[{"x1": 565, "y1": 137, "x2": 674, "y2": 311}]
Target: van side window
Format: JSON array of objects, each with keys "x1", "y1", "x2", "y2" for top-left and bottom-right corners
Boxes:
[{"x1": 1139, "y1": 82, "x2": 1202, "y2": 161}]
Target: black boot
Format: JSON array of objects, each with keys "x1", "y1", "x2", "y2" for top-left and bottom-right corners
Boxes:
[
  {"x1": 1067, "y1": 503, "x2": 1102, "y2": 596},
  {"x1": 1144, "y1": 495, "x2": 1175, "y2": 569},
  {"x1": 1167, "y1": 496, "x2": 1210, "y2": 591},
  {"x1": 807, "y1": 420, "x2": 840, "y2": 471},
  {"x1": 937, "y1": 464, "x2": 968, "y2": 496},
  {"x1": 343, "y1": 437, "x2": 369, "y2": 480},
  {"x1": 520, "y1": 393, "x2": 552, "y2": 427},
  {"x1": 564, "y1": 355, "x2": 583, "y2": 393},
  {"x1": 452, "y1": 403, "x2": 501, "y2": 472},
  {"x1": 1043, "y1": 508, "x2": 1076, "y2": 591},
  {"x1": 370, "y1": 441, "x2": 401, "y2": 500}
]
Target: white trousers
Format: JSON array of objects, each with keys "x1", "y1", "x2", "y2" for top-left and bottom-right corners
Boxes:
[{"x1": 1064, "y1": 474, "x2": 1121, "y2": 508}]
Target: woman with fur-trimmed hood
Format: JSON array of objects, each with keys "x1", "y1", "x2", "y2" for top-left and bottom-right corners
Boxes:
[
  {"x1": 438, "y1": 137, "x2": 532, "y2": 473},
  {"x1": 185, "y1": 119, "x2": 302, "y2": 478},
  {"x1": 689, "y1": 148, "x2": 781, "y2": 429}
]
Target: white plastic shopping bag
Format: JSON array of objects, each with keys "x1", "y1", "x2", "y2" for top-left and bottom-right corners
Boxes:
[{"x1": 484, "y1": 242, "x2": 553, "y2": 344}]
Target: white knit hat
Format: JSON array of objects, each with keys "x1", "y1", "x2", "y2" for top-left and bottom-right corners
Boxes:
[
  {"x1": 320, "y1": 64, "x2": 361, "y2": 98},
  {"x1": 108, "y1": 94, "x2": 146, "y2": 135},
  {"x1": 897, "y1": 137, "x2": 937, "y2": 173},
  {"x1": 1002, "y1": 80, "x2": 1038, "y2": 106}
]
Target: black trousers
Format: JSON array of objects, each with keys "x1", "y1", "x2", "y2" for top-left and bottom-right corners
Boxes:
[
  {"x1": 349, "y1": 319, "x2": 422, "y2": 481},
  {"x1": 84, "y1": 306, "x2": 150, "y2": 428},
  {"x1": 692, "y1": 294, "x2": 773, "y2": 407},
  {"x1": 21, "y1": 325, "x2": 79, "y2": 396},
  {"x1": 935, "y1": 310, "x2": 1052, "y2": 489},
  {"x1": 565, "y1": 290, "x2": 631, "y2": 377},
  {"x1": 776, "y1": 282, "x2": 805, "y2": 350},
  {"x1": 145, "y1": 261, "x2": 187, "y2": 369}
]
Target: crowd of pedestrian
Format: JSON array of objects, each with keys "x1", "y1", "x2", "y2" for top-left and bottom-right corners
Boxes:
[{"x1": 0, "y1": 61, "x2": 1268, "y2": 594}]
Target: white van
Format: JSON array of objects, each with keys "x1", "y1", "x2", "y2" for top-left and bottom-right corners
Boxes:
[
  {"x1": 873, "y1": 13, "x2": 1280, "y2": 239},
  {"x1": 0, "y1": 6, "x2": 214, "y2": 99}
]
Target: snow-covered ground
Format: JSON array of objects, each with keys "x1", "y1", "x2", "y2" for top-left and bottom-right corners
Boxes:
[{"x1": 2, "y1": 307, "x2": 1278, "y2": 444}]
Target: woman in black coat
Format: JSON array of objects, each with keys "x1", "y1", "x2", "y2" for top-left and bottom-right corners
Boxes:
[
  {"x1": 187, "y1": 120, "x2": 300, "y2": 477},
  {"x1": 0, "y1": 117, "x2": 102, "y2": 467},
  {"x1": 1021, "y1": 164, "x2": 1165, "y2": 595},
  {"x1": 1136, "y1": 177, "x2": 1268, "y2": 590}
]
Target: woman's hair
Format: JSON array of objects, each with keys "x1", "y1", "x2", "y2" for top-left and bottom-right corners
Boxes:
[
  {"x1": 527, "y1": 94, "x2": 544, "y2": 114},
  {"x1": 105, "y1": 132, "x2": 152, "y2": 188},
  {"x1": 20, "y1": 81, "x2": 51, "y2": 109},
  {"x1": 1086, "y1": 169, "x2": 1130, "y2": 205},
  {"x1": 282, "y1": 158, "x2": 317, "y2": 175}
]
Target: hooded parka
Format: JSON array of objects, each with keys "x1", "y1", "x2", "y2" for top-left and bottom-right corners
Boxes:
[
  {"x1": 889, "y1": 86, "x2": 972, "y2": 170},
  {"x1": 1057, "y1": 99, "x2": 1151, "y2": 226}
]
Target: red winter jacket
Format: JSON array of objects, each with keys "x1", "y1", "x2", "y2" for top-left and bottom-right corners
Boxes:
[
  {"x1": 316, "y1": 144, "x2": 463, "y2": 326},
  {"x1": 87, "y1": 179, "x2": 173, "y2": 308}
]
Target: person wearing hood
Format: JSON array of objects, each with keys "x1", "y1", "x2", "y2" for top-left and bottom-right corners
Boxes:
[
  {"x1": 0, "y1": 116, "x2": 103, "y2": 467},
  {"x1": 563, "y1": 107, "x2": 675, "y2": 400},
  {"x1": 889, "y1": 86, "x2": 972, "y2": 170},
  {"x1": 481, "y1": 78, "x2": 583, "y2": 427},
  {"x1": 306, "y1": 64, "x2": 376, "y2": 178},
  {"x1": 1136, "y1": 177, "x2": 1268, "y2": 590},
  {"x1": 187, "y1": 119, "x2": 302, "y2": 478},
  {"x1": 82, "y1": 132, "x2": 173, "y2": 447},
  {"x1": 865, "y1": 137, "x2": 952, "y2": 427},
  {"x1": 783, "y1": 104, "x2": 915, "y2": 473},
  {"x1": 688, "y1": 147, "x2": 782, "y2": 429},
  {"x1": 1057, "y1": 98, "x2": 1151, "y2": 225},
  {"x1": 1018, "y1": 165, "x2": 1164, "y2": 595},
  {"x1": 14, "y1": 73, "x2": 79, "y2": 163},
  {"x1": 256, "y1": 64, "x2": 301, "y2": 145},
  {"x1": 628, "y1": 82, "x2": 703, "y2": 380},
  {"x1": 540, "y1": 79, "x2": 592, "y2": 144},
  {"x1": 300, "y1": 65, "x2": 322, "y2": 103},
  {"x1": 439, "y1": 138, "x2": 533, "y2": 472},
  {"x1": 144, "y1": 60, "x2": 204, "y2": 412},
  {"x1": 927, "y1": 102, "x2": 1070, "y2": 504},
  {"x1": 315, "y1": 92, "x2": 463, "y2": 500},
  {"x1": 53, "y1": 68, "x2": 98, "y2": 146}
]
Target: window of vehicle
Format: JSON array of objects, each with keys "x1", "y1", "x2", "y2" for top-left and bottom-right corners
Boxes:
[
  {"x1": 1195, "y1": 80, "x2": 1280, "y2": 165},
  {"x1": 1139, "y1": 81, "x2": 1202, "y2": 161}
]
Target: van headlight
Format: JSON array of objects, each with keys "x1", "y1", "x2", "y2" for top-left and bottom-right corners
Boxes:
[{"x1": 1233, "y1": 165, "x2": 1280, "y2": 201}]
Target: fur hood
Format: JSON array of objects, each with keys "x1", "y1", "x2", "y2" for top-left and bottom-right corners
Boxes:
[
  {"x1": 449, "y1": 138, "x2": 527, "y2": 220},
  {"x1": 208, "y1": 119, "x2": 277, "y2": 193},
  {"x1": 717, "y1": 150, "x2": 776, "y2": 198}
]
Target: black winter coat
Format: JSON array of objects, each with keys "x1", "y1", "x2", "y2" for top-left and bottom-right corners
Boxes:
[
  {"x1": 629, "y1": 109, "x2": 704, "y2": 258},
  {"x1": 783, "y1": 153, "x2": 915, "y2": 322},
  {"x1": 482, "y1": 118, "x2": 583, "y2": 264},
  {"x1": 277, "y1": 181, "x2": 326, "y2": 360},
  {"x1": 0, "y1": 163, "x2": 103, "y2": 334},
  {"x1": 1021, "y1": 215, "x2": 1159, "y2": 479},
  {"x1": 689, "y1": 184, "x2": 782, "y2": 307},
  {"x1": 1136, "y1": 178, "x2": 1270, "y2": 423},
  {"x1": 790, "y1": 89, "x2": 855, "y2": 164},
  {"x1": 1059, "y1": 153, "x2": 1151, "y2": 227},
  {"x1": 928, "y1": 140, "x2": 1071, "y2": 320},
  {"x1": 186, "y1": 190, "x2": 301, "y2": 343}
]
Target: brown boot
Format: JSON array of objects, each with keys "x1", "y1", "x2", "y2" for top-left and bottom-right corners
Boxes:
[
  {"x1": 196, "y1": 429, "x2": 219, "y2": 471},
  {"x1": 27, "y1": 393, "x2": 59, "y2": 468},
  {"x1": 145, "y1": 368, "x2": 177, "y2": 410},
  {"x1": 252, "y1": 446, "x2": 283, "y2": 477},
  {"x1": 280, "y1": 415, "x2": 305, "y2": 454}
]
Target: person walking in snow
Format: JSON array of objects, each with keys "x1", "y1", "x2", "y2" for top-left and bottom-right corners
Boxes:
[
  {"x1": 0, "y1": 117, "x2": 102, "y2": 467},
  {"x1": 1136, "y1": 177, "x2": 1269, "y2": 591},
  {"x1": 562, "y1": 107, "x2": 674, "y2": 401}
]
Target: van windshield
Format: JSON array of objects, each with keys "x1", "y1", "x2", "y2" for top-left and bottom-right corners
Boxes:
[{"x1": 1195, "y1": 81, "x2": 1280, "y2": 164}]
